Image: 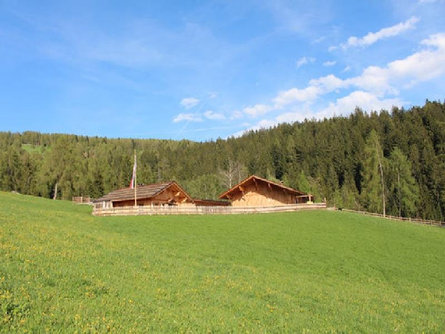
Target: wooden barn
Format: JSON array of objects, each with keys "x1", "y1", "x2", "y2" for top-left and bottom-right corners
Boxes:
[
  {"x1": 219, "y1": 175, "x2": 313, "y2": 207},
  {"x1": 93, "y1": 181, "x2": 194, "y2": 209}
]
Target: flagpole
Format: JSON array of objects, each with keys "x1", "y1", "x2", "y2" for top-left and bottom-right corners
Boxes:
[{"x1": 134, "y1": 150, "x2": 137, "y2": 207}]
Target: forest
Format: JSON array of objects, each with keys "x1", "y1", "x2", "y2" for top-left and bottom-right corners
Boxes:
[{"x1": 0, "y1": 100, "x2": 444, "y2": 220}]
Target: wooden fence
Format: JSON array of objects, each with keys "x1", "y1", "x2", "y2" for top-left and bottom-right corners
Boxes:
[
  {"x1": 340, "y1": 209, "x2": 445, "y2": 227},
  {"x1": 93, "y1": 203, "x2": 327, "y2": 217},
  {"x1": 72, "y1": 196, "x2": 92, "y2": 205}
]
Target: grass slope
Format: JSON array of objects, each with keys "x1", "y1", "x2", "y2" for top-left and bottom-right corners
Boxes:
[{"x1": 0, "y1": 192, "x2": 444, "y2": 333}]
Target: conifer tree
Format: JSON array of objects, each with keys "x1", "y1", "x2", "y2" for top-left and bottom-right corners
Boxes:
[
  {"x1": 362, "y1": 130, "x2": 386, "y2": 216},
  {"x1": 388, "y1": 147, "x2": 419, "y2": 217}
]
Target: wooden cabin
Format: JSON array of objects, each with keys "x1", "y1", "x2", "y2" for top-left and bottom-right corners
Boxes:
[
  {"x1": 219, "y1": 175, "x2": 313, "y2": 207},
  {"x1": 93, "y1": 181, "x2": 194, "y2": 209}
]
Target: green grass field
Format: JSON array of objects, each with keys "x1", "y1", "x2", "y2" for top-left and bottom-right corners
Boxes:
[{"x1": 0, "y1": 192, "x2": 444, "y2": 333}]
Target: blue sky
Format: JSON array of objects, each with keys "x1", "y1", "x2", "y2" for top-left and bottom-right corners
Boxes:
[{"x1": 0, "y1": 0, "x2": 444, "y2": 141}]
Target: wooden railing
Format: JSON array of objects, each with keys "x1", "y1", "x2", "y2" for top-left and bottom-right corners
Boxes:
[
  {"x1": 340, "y1": 209, "x2": 445, "y2": 227},
  {"x1": 72, "y1": 196, "x2": 92, "y2": 204},
  {"x1": 92, "y1": 203, "x2": 327, "y2": 216}
]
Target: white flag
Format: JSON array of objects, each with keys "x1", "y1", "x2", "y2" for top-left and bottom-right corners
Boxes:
[{"x1": 129, "y1": 153, "x2": 137, "y2": 189}]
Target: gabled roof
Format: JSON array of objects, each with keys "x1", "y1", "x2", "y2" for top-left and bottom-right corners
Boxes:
[
  {"x1": 94, "y1": 181, "x2": 192, "y2": 203},
  {"x1": 219, "y1": 175, "x2": 307, "y2": 200}
]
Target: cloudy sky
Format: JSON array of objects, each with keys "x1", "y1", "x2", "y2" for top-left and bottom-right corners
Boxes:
[{"x1": 1, "y1": 0, "x2": 444, "y2": 141}]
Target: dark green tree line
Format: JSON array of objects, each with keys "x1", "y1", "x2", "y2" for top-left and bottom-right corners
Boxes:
[{"x1": 0, "y1": 100, "x2": 444, "y2": 220}]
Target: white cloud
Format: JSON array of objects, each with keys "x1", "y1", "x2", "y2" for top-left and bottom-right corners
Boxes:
[
  {"x1": 204, "y1": 110, "x2": 225, "y2": 120},
  {"x1": 347, "y1": 66, "x2": 394, "y2": 95},
  {"x1": 340, "y1": 17, "x2": 419, "y2": 49},
  {"x1": 294, "y1": 33, "x2": 445, "y2": 98},
  {"x1": 346, "y1": 33, "x2": 445, "y2": 94},
  {"x1": 180, "y1": 97, "x2": 200, "y2": 109},
  {"x1": 173, "y1": 113, "x2": 202, "y2": 123},
  {"x1": 309, "y1": 74, "x2": 346, "y2": 91},
  {"x1": 323, "y1": 60, "x2": 336, "y2": 66},
  {"x1": 272, "y1": 74, "x2": 347, "y2": 109},
  {"x1": 313, "y1": 36, "x2": 326, "y2": 44},
  {"x1": 243, "y1": 104, "x2": 273, "y2": 117},
  {"x1": 296, "y1": 56, "x2": 315, "y2": 68},
  {"x1": 273, "y1": 86, "x2": 321, "y2": 107},
  {"x1": 230, "y1": 110, "x2": 243, "y2": 120},
  {"x1": 317, "y1": 91, "x2": 404, "y2": 118},
  {"x1": 343, "y1": 66, "x2": 351, "y2": 72}
]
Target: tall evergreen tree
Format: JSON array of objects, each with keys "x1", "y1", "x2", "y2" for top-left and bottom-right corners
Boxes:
[
  {"x1": 362, "y1": 130, "x2": 387, "y2": 216},
  {"x1": 388, "y1": 147, "x2": 419, "y2": 217}
]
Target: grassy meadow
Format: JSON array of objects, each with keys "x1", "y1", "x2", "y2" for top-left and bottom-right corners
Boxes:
[{"x1": 0, "y1": 192, "x2": 444, "y2": 332}]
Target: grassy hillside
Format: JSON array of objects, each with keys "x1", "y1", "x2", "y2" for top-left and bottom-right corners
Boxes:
[{"x1": 0, "y1": 192, "x2": 444, "y2": 332}]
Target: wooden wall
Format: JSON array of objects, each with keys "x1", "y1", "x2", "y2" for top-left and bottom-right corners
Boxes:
[{"x1": 230, "y1": 181, "x2": 296, "y2": 207}]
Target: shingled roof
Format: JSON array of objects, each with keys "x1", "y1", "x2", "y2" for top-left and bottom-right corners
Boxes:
[
  {"x1": 94, "y1": 181, "x2": 192, "y2": 203},
  {"x1": 219, "y1": 175, "x2": 307, "y2": 200}
]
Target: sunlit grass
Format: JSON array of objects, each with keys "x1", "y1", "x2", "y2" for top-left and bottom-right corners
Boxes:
[{"x1": 0, "y1": 191, "x2": 444, "y2": 332}]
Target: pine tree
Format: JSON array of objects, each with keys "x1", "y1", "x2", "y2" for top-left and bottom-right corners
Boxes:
[
  {"x1": 295, "y1": 170, "x2": 311, "y2": 193},
  {"x1": 362, "y1": 130, "x2": 387, "y2": 216},
  {"x1": 388, "y1": 147, "x2": 419, "y2": 217}
]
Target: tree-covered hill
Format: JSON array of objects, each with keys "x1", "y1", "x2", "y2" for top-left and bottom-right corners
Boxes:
[{"x1": 1, "y1": 100, "x2": 444, "y2": 220}]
